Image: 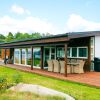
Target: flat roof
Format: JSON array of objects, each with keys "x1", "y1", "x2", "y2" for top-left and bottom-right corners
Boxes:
[{"x1": 0, "y1": 31, "x2": 100, "y2": 48}]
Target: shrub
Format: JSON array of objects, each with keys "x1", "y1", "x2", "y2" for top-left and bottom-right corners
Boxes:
[{"x1": 0, "y1": 76, "x2": 7, "y2": 91}]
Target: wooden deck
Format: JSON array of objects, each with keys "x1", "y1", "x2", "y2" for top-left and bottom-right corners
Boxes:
[{"x1": 5, "y1": 64, "x2": 100, "y2": 88}]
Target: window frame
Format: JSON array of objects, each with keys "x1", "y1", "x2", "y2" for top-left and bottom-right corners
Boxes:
[{"x1": 67, "y1": 47, "x2": 88, "y2": 59}]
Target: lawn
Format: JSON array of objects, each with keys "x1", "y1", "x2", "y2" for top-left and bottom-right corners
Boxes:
[
  {"x1": 0, "y1": 66, "x2": 100, "y2": 100},
  {"x1": 0, "y1": 90, "x2": 65, "y2": 100}
]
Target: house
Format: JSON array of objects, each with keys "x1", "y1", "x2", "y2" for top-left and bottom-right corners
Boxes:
[{"x1": 0, "y1": 31, "x2": 99, "y2": 76}]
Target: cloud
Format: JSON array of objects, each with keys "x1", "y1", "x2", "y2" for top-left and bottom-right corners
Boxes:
[
  {"x1": 11, "y1": 4, "x2": 31, "y2": 15},
  {"x1": 65, "y1": 14, "x2": 100, "y2": 32},
  {"x1": 0, "y1": 15, "x2": 60, "y2": 35},
  {"x1": 1, "y1": 13, "x2": 99, "y2": 35}
]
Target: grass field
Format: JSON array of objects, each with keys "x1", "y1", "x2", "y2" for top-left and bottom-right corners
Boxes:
[
  {"x1": 0, "y1": 90, "x2": 65, "y2": 100},
  {"x1": 0, "y1": 66, "x2": 100, "y2": 100}
]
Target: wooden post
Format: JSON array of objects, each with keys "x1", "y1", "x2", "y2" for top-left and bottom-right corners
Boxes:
[
  {"x1": 31, "y1": 47, "x2": 33, "y2": 70},
  {"x1": 64, "y1": 44, "x2": 67, "y2": 77},
  {"x1": 4, "y1": 49, "x2": 7, "y2": 65},
  {"x1": 41, "y1": 46, "x2": 44, "y2": 69}
]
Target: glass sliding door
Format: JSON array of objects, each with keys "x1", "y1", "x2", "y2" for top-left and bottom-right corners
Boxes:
[
  {"x1": 44, "y1": 47, "x2": 56, "y2": 67},
  {"x1": 33, "y1": 48, "x2": 41, "y2": 68},
  {"x1": 14, "y1": 49, "x2": 20, "y2": 64},
  {"x1": 44, "y1": 48, "x2": 50, "y2": 67},
  {"x1": 27, "y1": 48, "x2": 32, "y2": 65},
  {"x1": 51, "y1": 48, "x2": 55, "y2": 59},
  {"x1": 21, "y1": 49, "x2": 26, "y2": 65}
]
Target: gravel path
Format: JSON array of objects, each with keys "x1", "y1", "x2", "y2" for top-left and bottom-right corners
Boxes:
[{"x1": 10, "y1": 83, "x2": 75, "y2": 100}]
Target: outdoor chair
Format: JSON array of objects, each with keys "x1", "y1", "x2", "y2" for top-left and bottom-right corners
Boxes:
[
  {"x1": 47, "y1": 60, "x2": 54, "y2": 72},
  {"x1": 71, "y1": 59, "x2": 77, "y2": 63},
  {"x1": 67, "y1": 59, "x2": 71, "y2": 63},
  {"x1": 53, "y1": 60, "x2": 60, "y2": 73},
  {"x1": 73, "y1": 60, "x2": 85, "y2": 73},
  {"x1": 60, "y1": 61, "x2": 71, "y2": 74}
]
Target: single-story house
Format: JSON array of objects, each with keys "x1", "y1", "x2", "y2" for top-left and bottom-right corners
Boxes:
[{"x1": 0, "y1": 31, "x2": 100, "y2": 76}]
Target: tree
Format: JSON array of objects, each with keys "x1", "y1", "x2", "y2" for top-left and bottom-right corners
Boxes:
[
  {"x1": 42, "y1": 32, "x2": 52, "y2": 37},
  {"x1": 0, "y1": 34, "x2": 6, "y2": 42},
  {"x1": 23, "y1": 33, "x2": 31, "y2": 39},
  {"x1": 5, "y1": 32, "x2": 14, "y2": 42},
  {"x1": 31, "y1": 32, "x2": 42, "y2": 39},
  {"x1": 14, "y1": 32, "x2": 24, "y2": 40}
]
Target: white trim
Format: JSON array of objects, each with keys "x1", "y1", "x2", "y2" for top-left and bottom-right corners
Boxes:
[{"x1": 14, "y1": 63, "x2": 31, "y2": 67}]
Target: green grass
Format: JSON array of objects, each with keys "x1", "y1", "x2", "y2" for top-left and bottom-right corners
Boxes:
[
  {"x1": 0, "y1": 66, "x2": 100, "y2": 100},
  {"x1": 0, "y1": 90, "x2": 65, "y2": 100}
]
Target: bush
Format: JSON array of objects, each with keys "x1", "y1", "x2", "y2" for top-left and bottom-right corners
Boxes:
[
  {"x1": 12, "y1": 73, "x2": 22, "y2": 84},
  {"x1": 0, "y1": 76, "x2": 7, "y2": 90}
]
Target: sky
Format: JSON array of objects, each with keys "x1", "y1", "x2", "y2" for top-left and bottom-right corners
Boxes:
[{"x1": 0, "y1": 0, "x2": 100, "y2": 35}]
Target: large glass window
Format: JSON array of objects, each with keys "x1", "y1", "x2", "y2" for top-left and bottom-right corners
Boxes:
[
  {"x1": 27, "y1": 48, "x2": 32, "y2": 65},
  {"x1": 67, "y1": 48, "x2": 71, "y2": 57},
  {"x1": 78, "y1": 48, "x2": 87, "y2": 57},
  {"x1": 51, "y1": 48, "x2": 55, "y2": 59},
  {"x1": 21, "y1": 49, "x2": 26, "y2": 64},
  {"x1": 44, "y1": 48, "x2": 50, "y2": 67},
  {"x1": 68, "y1": 47, "x2": 88, "y2": 58},
  {"x1": 57, "y1": 47, "x2": 64, "y2": 58},
  {"x1": 44, "y1": 47, "x2": 56, "y2": 67},
  {"x1": 14, "y1": 49, "x2": 20, "y2": 64},
  {"x1": 72, "y1": 48, "x2": 77, "y2": 57},
  {"x1": 33, "y1": 48, "x2": 41, "y2": 67}
]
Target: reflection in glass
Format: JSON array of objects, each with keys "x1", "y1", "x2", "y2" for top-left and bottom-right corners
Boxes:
[
  {"x1": 33, "y1": 48, "x2": 41, "y2": 67},
  {"x1": 57, "y1": 47, "x2": 64, "y2": 58},
  {"x1": 14, "y1": 49, "x2": 20, "y2": 64},
  {"x1": 67, "y1": 48, "x2": 70, "y2": 57},
  {"x1": 21, "y1": 49, "x2": 26, "y2": 64},
  {"x1": 27, "y1": 48, "x2": 32, "y2": 65},
  {"x1": 44, "y1": 48, "x2": 50, "y2": 67},
  {"x1": 72, "y1": 48, "x2": 77, "y2": 57},
  {"x1": 79, "y1": 48, "x2": 87, "y2": 57}
]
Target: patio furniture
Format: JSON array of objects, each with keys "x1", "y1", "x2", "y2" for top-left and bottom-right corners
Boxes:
[
  {"x1": 73, "y1": 60, "x2": 85, "y2": 73},
  {"x1": 53, "y1": 60, "x2": 60, "y2": 72},
  {"x1": 67, "y1": 62, "x2": 79, "y2": 73},
  {"x1": 67, "y1": 59, "x2": 71, "y2": 63},
  {"x1": 60, "y1": 61, "x2": 71, "y2": 74},
  {"x1": 47, "y1": 60, "x2": 54, "y2": 72},
  {"x1": 71, "y1": 59, "x2": 77, "y2": 63}
]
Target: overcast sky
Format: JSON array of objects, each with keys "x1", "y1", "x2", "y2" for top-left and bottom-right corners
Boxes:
[{"x1": 0, "y1": 0, "x2": 100, "y2": 35}]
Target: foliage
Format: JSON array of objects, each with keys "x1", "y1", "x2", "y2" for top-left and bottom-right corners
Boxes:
[
  {"x1": 0, "y1": 34, "x2": 6, "y2": 42},
  {"x1": 5, "y1": 32, "x2": 14, "y2": 42},
  {"x1": 0, "y1": 31, "x2": 52, "y2": 42},
  {"x1": 0, "y1": 66, "x2": 100, "y2": 100},
  {"x1": 0, "y1": 73, "x2": 23, "y2": 92},
  {"x1": 0, "y1": 76, "x2": 7, "y2": 90}
]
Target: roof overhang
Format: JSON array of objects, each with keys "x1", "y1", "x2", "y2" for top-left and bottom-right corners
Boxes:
[{"x1": 0, "y1": 36, "x2": 69, "y2": 48}]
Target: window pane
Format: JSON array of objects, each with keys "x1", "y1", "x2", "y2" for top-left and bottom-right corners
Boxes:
[
  {"x1": 79, "y1": 48, "x2": 87, "y2": 57},
  {"x1": 67, "y1": 48, "x2": 70, "y2": 57},
  {"x1": 57, "y1": 48, "x2": 64, "y2": 58},
  {"x1": 21, "y1": 49, "x2": 26, "y2": 64},
  {"x1": 27, "y1": 48, "x2": 31, "y2": 65},
  {"x1": 72, "y1": 48, "x2": 77, "y2": 57},
  {"x1": 44, "y1": 48, "x2": 50, "y2": 67},
  {"x1": 33, "y1": 48, "x2": 41, "y2": 67},
  {"x1": 14, "y1": 49, "x2": 20, "y2": 64}
]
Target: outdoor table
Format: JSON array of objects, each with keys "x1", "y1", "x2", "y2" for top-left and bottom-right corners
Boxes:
[{"x1": 67, "y1": 63, "x2": 79, "y2": 73}]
